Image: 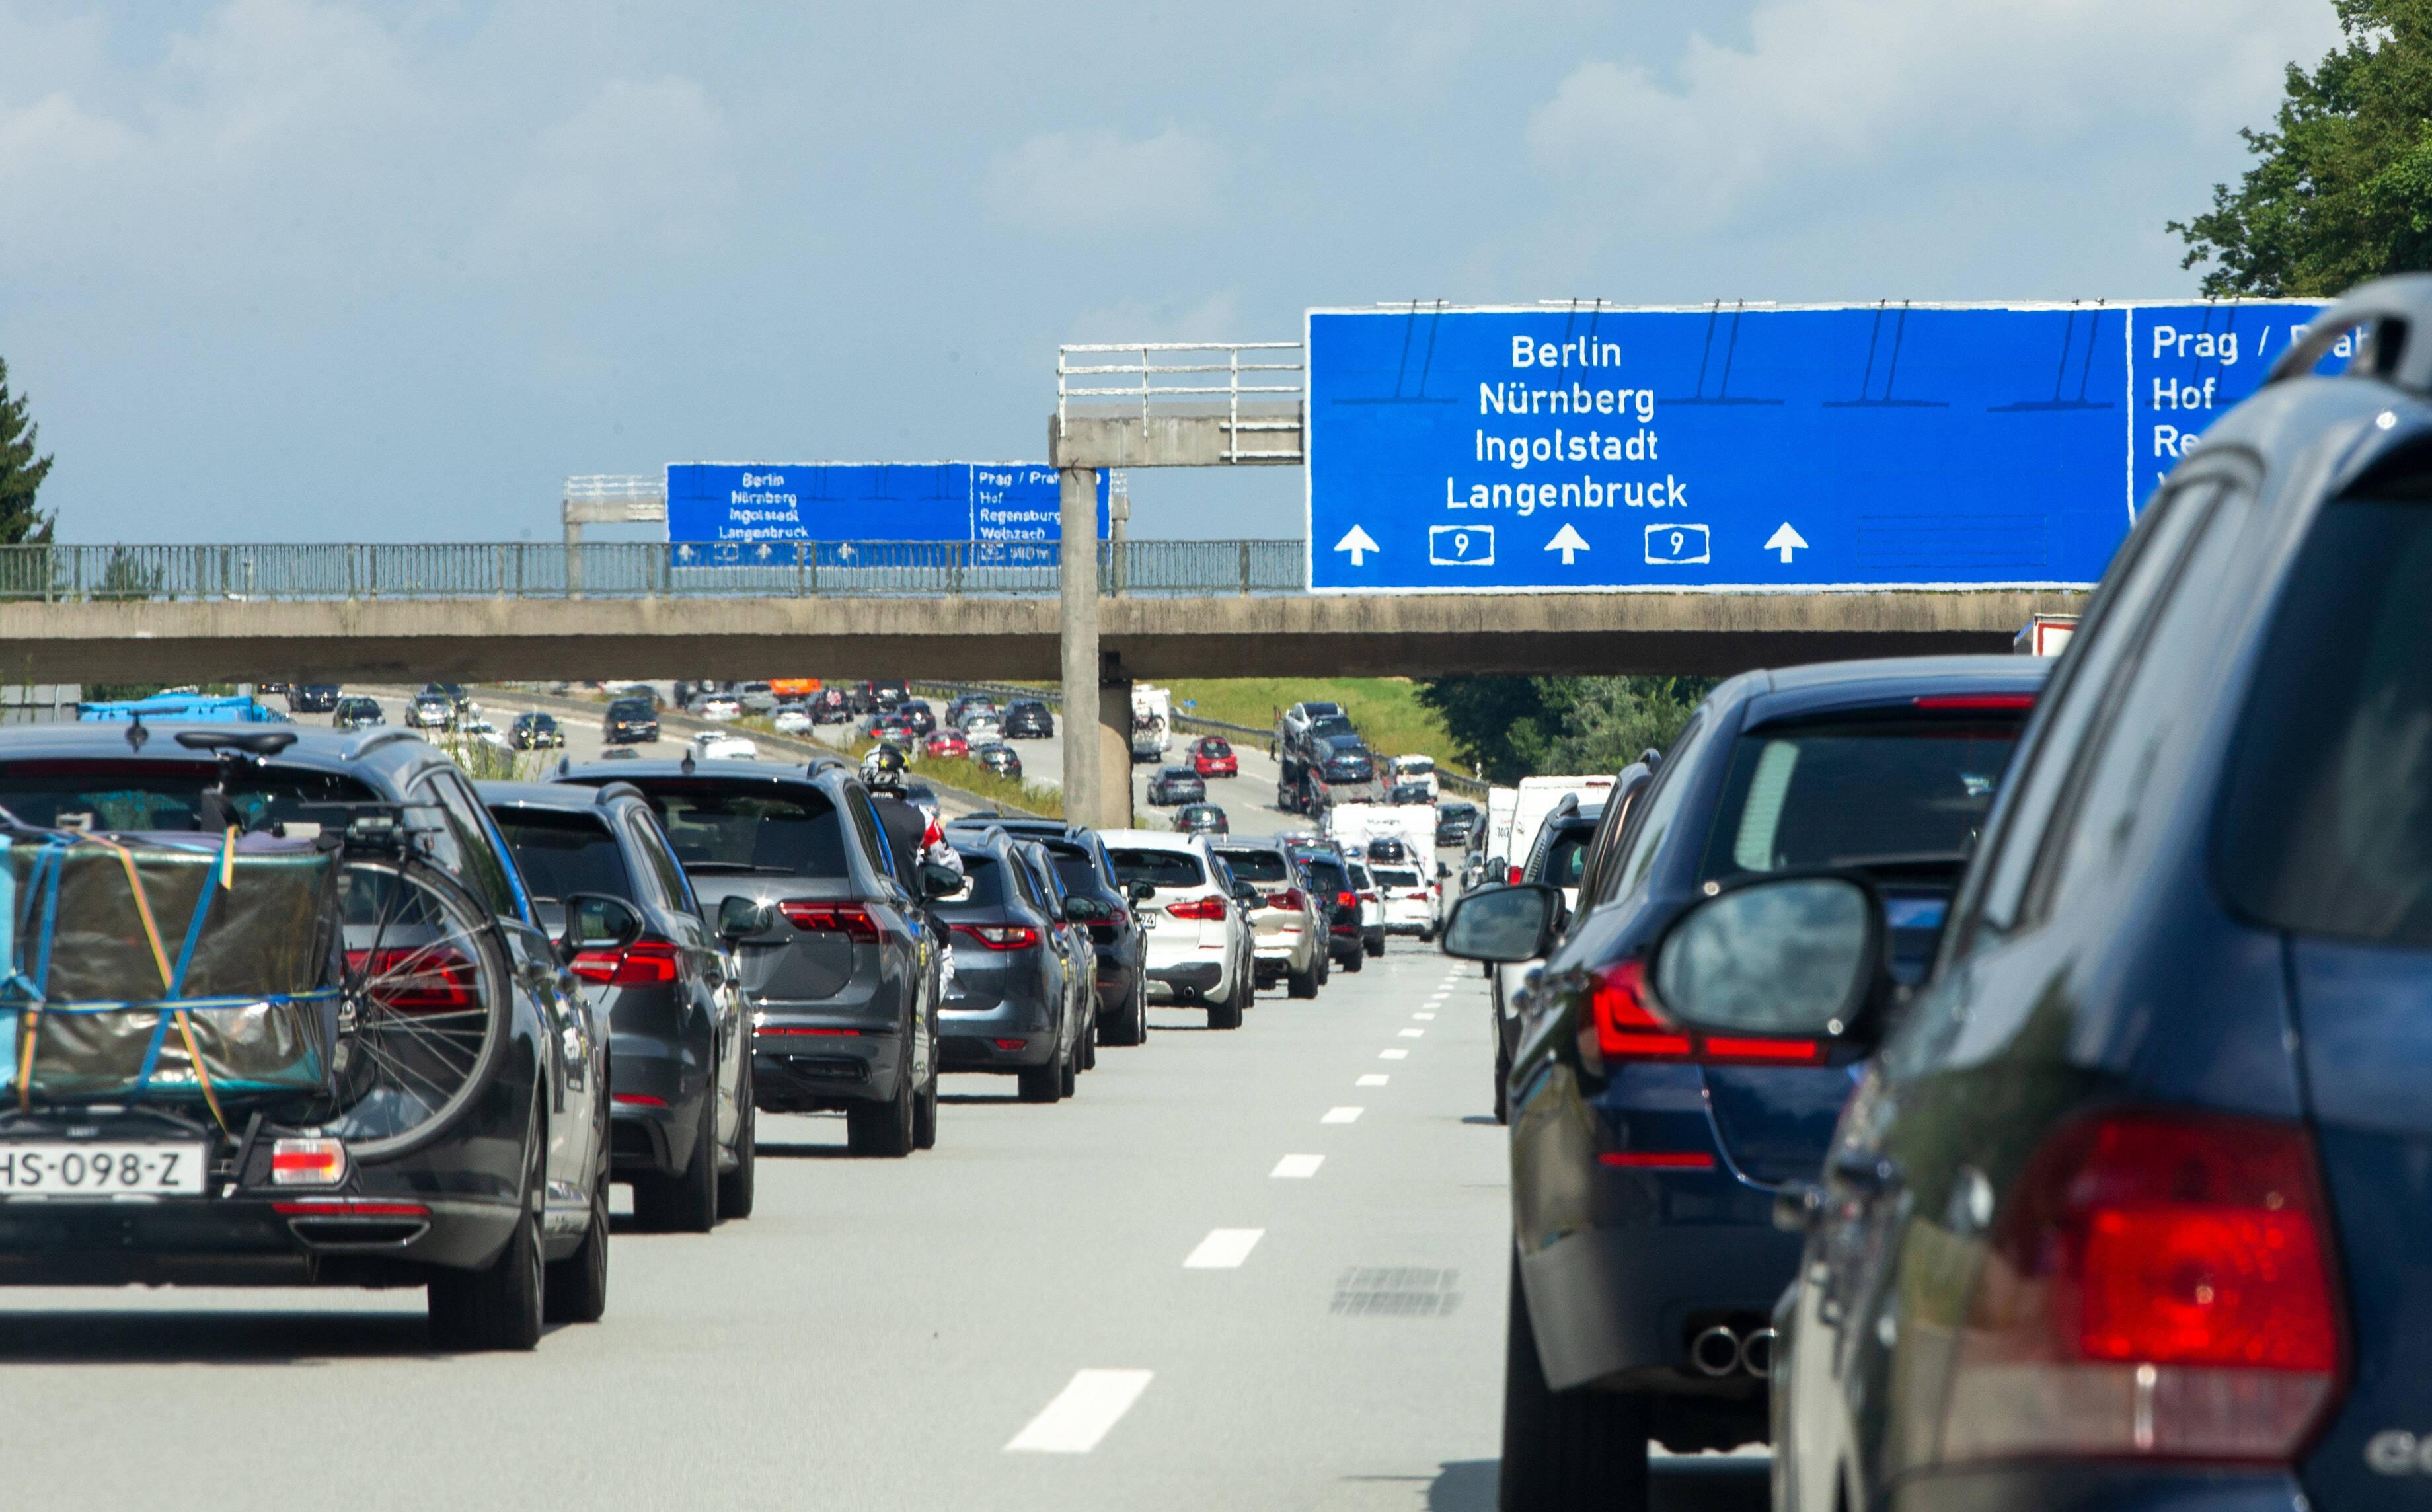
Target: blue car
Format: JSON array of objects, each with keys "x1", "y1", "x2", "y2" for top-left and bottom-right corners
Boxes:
[
  {"x1": 1444, "y1": 653, "x2": 2046, "y2": 1509},
  {"x1": 1625, "y1": 276, "x2": 2432, "y2": 1512}
]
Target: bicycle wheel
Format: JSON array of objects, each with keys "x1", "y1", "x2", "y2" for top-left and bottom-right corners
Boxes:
[{"x1": 323, "y1": 850, "x2": 513, "y2": 1160}]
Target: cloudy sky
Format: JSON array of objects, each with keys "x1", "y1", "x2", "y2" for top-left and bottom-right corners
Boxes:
[{"x1": 0, "y1": 0, "x2": 2344, "y2": 542}]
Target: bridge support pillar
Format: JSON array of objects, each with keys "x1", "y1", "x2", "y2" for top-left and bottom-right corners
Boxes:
[
  {"x1": 1058, "y1": 466, "x2": 1105, "y2": 827},
  {"x1": 1098, "y1": 655, "x2": 1133, "y2": 831}
]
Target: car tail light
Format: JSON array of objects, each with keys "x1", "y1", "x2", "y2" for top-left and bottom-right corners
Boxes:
[
  {"x1": 1406, "y1": 890, "x2": 1431, "y2": 901},
  {"x1": 1587, "y1": 960, "x2": 1825, "y2": 1066},
  {"x1": 1267, "y1": 887, "x2": 1307, "y2": 911},
  {"x1": 1912, "y1": 693, "x2": 2037, "y2": 710},
  {"x1": 346, "y1": 946, "x2": 476, "y2": 1011},
  {"x1": 1509, "y1": 866, "x2": 1524, "y2": 884},
  {"x1": 1166, "y1": 895, "x2": 1229, "y2": 922},
  {"x1": 952, "y1": 923, "x2": 1039, "y2": 950},
  {"x1": 778, "y1": 901, "x2": 887, "y2": 942},
  {"x1": 274, "y1": 1197, "x2": 428, "y2": 1217},
  {"x1": 1939, "y1": 1109, "x2": 2343, "y2": 1465},
  {"x1": 612, "y1": 1092, "x2": 669, "y2": 1107},
  {"x1": 569, "y1": 938, "x2": 683, "y2": 987},
  {"x1": 1359, "y1": 890, "x2": 1378, "y2": 903},
  {"x1": 269, "y1": 1137, "x2": 347, "y2": 1186},
  {"x1": 1336, "y1": 891, "x2": 1357, "y2": 909}
]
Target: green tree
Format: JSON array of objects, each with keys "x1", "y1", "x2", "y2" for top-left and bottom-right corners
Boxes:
[
  {"x1": 1415, "y1": 675, "x2": 1715, "y2": 783},
  {"x1": 0, "y1": 357, "x2": 56, "y2": 545},
  {"x1": 2172, "y1": 0, "x2": 2432, "y2": 295},
  {"x1": 1541, "y1": 675, "x2": 1712, "y2": 774}
]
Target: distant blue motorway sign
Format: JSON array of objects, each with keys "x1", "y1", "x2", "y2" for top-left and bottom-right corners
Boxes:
[
  {"x1": 1305, "y1": 301, "x2": 2337, "y2": 593},
  {"x1": 666, "y1": 462, "x2": 1108, "y2": 545}
]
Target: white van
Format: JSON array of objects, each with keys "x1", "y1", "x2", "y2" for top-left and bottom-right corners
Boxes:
[
  {"x1": 1501, "y1": 775, "x2": 1616, "y2": 884},
  {"x1": 1387, "y1": 754, "x2": 1440, "y2": 798}
]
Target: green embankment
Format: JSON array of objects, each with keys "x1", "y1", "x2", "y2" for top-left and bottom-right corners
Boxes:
[{"x1": 1157, "y1": 678, "x2": 1470, "y2": 778}]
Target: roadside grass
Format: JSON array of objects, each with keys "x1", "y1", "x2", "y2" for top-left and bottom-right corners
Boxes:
[
  {"x1": 1157, "y1": 678, "x2": 1468, "y2": 776},
  {"x1": 826, "y1": 734, "x2": 1063, "y2": 819}
]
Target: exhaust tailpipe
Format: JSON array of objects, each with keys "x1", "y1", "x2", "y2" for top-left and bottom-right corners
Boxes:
[
  {"x1": 1739, "y1": 1328, "x2": 1777, "y2": 1378},
  {"x1": 1690, "y1": 1325, "x2": 1741, "y2": 1377}
]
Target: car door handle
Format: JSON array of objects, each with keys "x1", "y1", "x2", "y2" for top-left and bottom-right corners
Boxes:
[{"x1": 1828, "y1": 1151, "x2": 1904, "y2": 1195}]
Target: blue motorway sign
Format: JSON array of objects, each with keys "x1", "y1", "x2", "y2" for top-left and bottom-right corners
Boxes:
[
  {"x1": 1305, "y1": 301, "x2": 2337, "y2": 593},
  {"x1": 666, "y1": 462, "x2": 1108, "y2": 545}
]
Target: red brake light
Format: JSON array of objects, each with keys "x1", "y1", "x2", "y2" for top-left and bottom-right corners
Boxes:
[
  {"x1": 778, "y1": 901, "x2": 886, "y2": 942},
  {"x1": 1266, "y1": 887, "x2": 1307, "y2": 911},
  {"x1": 951, "y1": 923, "x2": 1039, "y2": 950},
  {"x1": 1940, "y1": 1109, "x2": 2343, "y2": 1465},
  {"x1": 1911, "y1": 693, "x2": 2037, "y2": 710},
  {"x1": 1165, "y1": 895, "x2": 1229, "y2": 922},
  {"x1": 1336, "y1": 891, "x2": 1357, "y2": 909},
  {"x1": 1508, "y1": 866, "x2": 1523, "y2": 884},
  {"x1": 346, "y1": 946, "x2": 476, "y2": 1011},
  {"x1": 1589, "y1": 960, "x2": 1691, "y2": 1059},
  {"x1": 569, "y1": 938, "x2": 682, "y2": 987}
]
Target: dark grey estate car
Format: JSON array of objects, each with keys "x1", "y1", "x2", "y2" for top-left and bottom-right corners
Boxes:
[
  {"x1": 555, "y1": 757, "x2": 948, "y2": 1158},
  {"x1": 936, "y1": 827, "x2": 1091, "y2": 1102},
  {"x1": 1147, "y1": 767, "x2": 1206, "y2": 806},
  {"x1": 481, "y1": 780, "x2": 754, "y2": 1229}
]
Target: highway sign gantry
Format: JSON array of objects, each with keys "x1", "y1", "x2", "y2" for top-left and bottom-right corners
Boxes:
[{"x1": 1303, "y1": 301, "x2": 2338, "y2": 594}]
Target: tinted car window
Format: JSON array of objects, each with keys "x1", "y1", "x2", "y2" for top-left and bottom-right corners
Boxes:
[
  {"x1": 619, "y1": 778, "x2": 849, "y2": 877},
  {"x1": 939, "y1": 852, "x2": 1009, "y2": 908},
  {"x1": 1375, "y1": 867, "x2": 1420, "y2": 888},
  {"x1": 1696, "y1": 717, "x2": 2021, "y2": 883},
  {"x1": 1601, "y1": 712, "x2": 1708, "y2": 903},
  {"x1": 608, "y1": 699, "x2": 652, "y2": 720},
  {"x1": 2219, "y1": 496, "x2": 2432, "y2": 946},
  {"x1": 1217, "y1": 849, "x2": 1289, "y2": 884},
  {"x1": 1109, "y1": 847, "x2": 1204, "y2": 889},
  {"x1": 420, "y1": 773, "x2": 523, "y2": 919},
  {"x1": 0, "y1": 761, "x2": 377, "y2": 832},
  {"x1": 1042, "y1": 842, "x2": 1106, "y2": 897},
  {"x1": 1543, "y1": 827, "x2": 1594, "y2": 887},
  {"x1": 1301, "y1": 858, "x2": 1350, "y2": 897},
  {"x1": 494, "y1": 810, "x2": 635, "y2": 901}
]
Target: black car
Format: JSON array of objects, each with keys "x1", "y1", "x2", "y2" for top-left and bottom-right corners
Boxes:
[
  {"x1": 508, "y1": 712, "x2": 564, "y2": 750},
  {"x1": 286, "y1": 683, "x2": 340, "y2": 714},
  {"x1": 0, "y1": 724, "x2": 613, "y2": 1350},
  {"x1": 810, "y1": 688, "x2": 852, "y2": 724},
  {"x1": 936, "y1": 827, "x2": 1091, "y2": 1102},
  {"x1": 944, "y1": 818, "x2": 1152, "y2": 1047},
  {"x1": 554, "y1": 756, "x2": 947, "y2": 1158},
  {"x1": 1173, "y1": 804, "x2": 1227, "y2": 835},
  {"x1": 1436, "y1": 800, "x2": 1481, "y2": 846},
  {"x1": 1318, "y1": 736, "x2": 1377, "y2": 786},
  {"x1": 1003, "y1": 700, "x2": 1054, "y2": 739},
  {"x1": 1385, "y1": 781, "x2": 1433, "y2": 806},
  {"x1": 482, "y1": 781, "x2": 755, "y2": 1230},
  {"x1": 1440, "y1": 655, "x2": 2043, "y2": 1508},
  {"x1": 1637, "y1": 282, "x2": 2432, "y2": 1512},
  {"x1": 332, "y1": 695, "x2": 385, "y2": 730},
  {"x1": 603, "y1": 697, "x2": 658, "y2": 745},
  {"x1": 1146, "y1": 766, "x2": 1206, "y2": 806},
  {"x1": 974, "y1": 743, "x2": 1023, "y2": 779},
  {"x1": 899, "y1": 699, "x2": 937, "y2": 736},
  {"x1": 1287, "y1": 840, "x2": 1365, "y2": 973}
]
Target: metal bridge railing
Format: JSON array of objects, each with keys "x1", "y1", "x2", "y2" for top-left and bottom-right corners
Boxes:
[
  {"x1": 0, "y1": 541, "x2": 1310, "y2": 601},
  {"x1": 1057, "y1": 342, "x2": 1304, "y2": 463}
]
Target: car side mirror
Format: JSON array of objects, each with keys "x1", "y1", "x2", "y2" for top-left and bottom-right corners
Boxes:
[
  {"x1": 714, "y1": 893, "x2": 773, "y2": 941},
  {"x1": 1126, "y1": 880, "x2": 1156, "y2": 904},
  {"x1": 919, "y1": 860, "x2": 964, "y2": 901},
  {"x1": 1231, "y1": 881, "x2": 1260, "y2": 905},
  {"x1": 1439, "y1": 883, "x2": 1563, "y2": 962},
  {"x1": 557, "y1": 892, "x2": 643, "y2": 963},
  {"x1": 1648, "y1": 874, "x2": 1886, "y2": 1044}
]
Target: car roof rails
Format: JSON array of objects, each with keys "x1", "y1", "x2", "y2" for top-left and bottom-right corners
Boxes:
[
  {"x1": 2267, "y1": 273, "x2": 2432, "y2": 393},
  {"x1": 593, "y1": 781, "x2": 646, "y2": 807},
  {"x1": 349, "y1": 729, "x2": 422, "y2": 759}
]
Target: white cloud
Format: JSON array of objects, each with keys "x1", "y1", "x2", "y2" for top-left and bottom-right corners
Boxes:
[
  {"x1": 1527, "y1": 0, "x2": 2343, "y2": 235},
  {"x1": 983, "y1": 126, "x2": 1229, "y2": 235},
  {"x1": 478, "y1": 77, "x2": 734, "y2": 270}
]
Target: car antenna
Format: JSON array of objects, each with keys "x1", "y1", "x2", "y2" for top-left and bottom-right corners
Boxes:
[
  {"x1": 681, "y1": 751, "x2": 697, "y2": 775},
  {"x1": 556, "y1": 753, "x2": 570, "y2": 777},
  {"x1": 124, "y1": 710, "x2": 149, "y2": 753}
]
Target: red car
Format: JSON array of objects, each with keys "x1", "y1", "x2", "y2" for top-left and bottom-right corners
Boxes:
[
  {"x1": 1190, "y1": 736, "x2": 1238, "y2": 778},
  {"x1": 925, "y1": 728, "x2": 969, "y2": 759}
]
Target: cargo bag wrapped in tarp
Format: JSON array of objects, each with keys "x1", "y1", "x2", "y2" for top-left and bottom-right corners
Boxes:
[{"x1": 0, "y1": 826, "x2": 342, "y2": 1117}]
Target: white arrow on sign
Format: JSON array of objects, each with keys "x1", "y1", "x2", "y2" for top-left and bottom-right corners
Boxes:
[
  {"x1": 1544, "y1": 523, "x2": 1591, "y2": 566},
  {"x1": 1333, "y1": 525, "x2": 1381, "y2": 566},
  {"x1": 1763, "y1": 522, "x2": 1809, "y2": 564}
]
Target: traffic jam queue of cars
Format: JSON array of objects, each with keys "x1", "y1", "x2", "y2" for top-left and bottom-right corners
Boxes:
[
  {"x1": 1433, "y1": 281, "x2": 2432, "y2": 1512},
  {"x1": 0, "y1": 676, "x2": 1431, "y2": 1350}
]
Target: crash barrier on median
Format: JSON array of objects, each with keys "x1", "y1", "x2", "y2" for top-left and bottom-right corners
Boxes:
[
  {"x1": 0, "y1": 541, "x2": 1310, "y2": 602},
  {"x1": 0, "y1": 827, "x2": 341, "y2": 1112}
]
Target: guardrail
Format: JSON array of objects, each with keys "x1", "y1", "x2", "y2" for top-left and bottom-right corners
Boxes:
[
  {"x1": 1057, "y1": 342, "x2": 1304, "y2": 463},
  {"x1": 0, "y1": 541, "x2": 1309, "y2": 601}
]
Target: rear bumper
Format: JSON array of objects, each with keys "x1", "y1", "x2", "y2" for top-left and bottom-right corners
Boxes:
[
  {"x1": 1521, "y1": 1218, "x2": 1802, "y2": 1394},
  {"x1": 752, "y1": 1027, "x2": 903, "y2": 1111},
  {"x1": 938, "y1": 989, "x2": 1061, "y2": 1069},
  {"x1": 1148, "y1": 960, "x2": 1221, "y2": 991},
  {"x1": 0, "y1": 1186, "x2": 517, "y2": 1286},
  {"x1": 1885, "y1": 1466, "x2": 2301, "y2": 1512}
]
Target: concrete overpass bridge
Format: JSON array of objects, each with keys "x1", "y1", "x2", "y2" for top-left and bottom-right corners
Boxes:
[{"x1": 0, "y1": 540, "x2": 2075, "y2": 687}]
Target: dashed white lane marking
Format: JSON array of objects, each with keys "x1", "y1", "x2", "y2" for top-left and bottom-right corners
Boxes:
[
  {"x1": 1183, "y1": 1228, "x2": 1265, "y2": 1269},
  {"x1": 1006, "y1": 1370, "x2": 1155, "y2": 1453},
  {"x1": 1271, "y1": 1154, "x2": 1325, "y2": 1178},
  {"x1": 1357, "y1": 1074, "x2": 1390, "y2": 1087},
  {"x1": 1322, "y1": 1106, "x2": 1364, "y2": 1125},
  {"x1": 1379, "y1": 1049, "x2": 1409, "y2": 1060},
  {"x1": 1414, "y1": 1012, "x2": 1436, "y2": 1021},
  {"x1": 1398, "y1": 1028, "x2": 1425, "y2": 1038}
]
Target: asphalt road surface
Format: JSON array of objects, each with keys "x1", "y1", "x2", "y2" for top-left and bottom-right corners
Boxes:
[{"x1": 0, "y1": 944, "x2": 1552, "y2": 1509}]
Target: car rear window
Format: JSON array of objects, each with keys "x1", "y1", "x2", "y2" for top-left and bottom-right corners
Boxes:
[
  {"x1": 492, "y1": 809, "x2": 635, "y2": 902},
  {"x1": 1108, "y1": 847, "x2": 1203, "y2": 889},
  {"x1": 1375, "y1": 868, "x2": 1420, "y2": 888},
  {"x1": 1300, "y1": 858, "x2": 1349, "y2": 896},
  {"x1": 609, "y1": 700, "x2": 652, "y2": 718},
  {"x1": 2218, "y1": 497, "x2": 2432, "y2": 946},
  {"x1": 1696, "y1": 714, "x2": 2023, "y2": 883},
  {"x1": 1215, "y1": 848, "x2": 1288, "y2": 882},
  {"x1": 938, "y1": 851, "x2": 1009, "y2": 909},
  {"x1": 614, "y1": 778, "x2": 849, "y2": 878},
  {"x1": 0, "y1": 761, "x2": 378, "y2": 834},
  {"x1": 1042, "y1": 842, "x2": 1106, "y2": 897},
  {"x1": 1540, "y1": 825, "x2": 1593, "y2": 887},
  {"x1": 1201, "y1": 739, "x2": 1231, "y2": 756}
]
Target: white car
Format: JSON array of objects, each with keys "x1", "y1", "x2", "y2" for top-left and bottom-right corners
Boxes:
[
  {"x1": 1368, "y1": 862, "x2": 1437, "y2": 941},
  {"x1": 697, "y1": 694, "x2": 741, "y2": 722},
  {"x1": 771, "y1": 702, "x2": 812, "y2": 734},
  {"x1": 1100, "y1": 830, "x2": 1255, "y2": 1029},
  {"x1": 962, "y1": 714, "x2": 1003, "y2": 743},
  {"x1": 691, "y1": 730, "x2": 758, "y2": 761}
]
